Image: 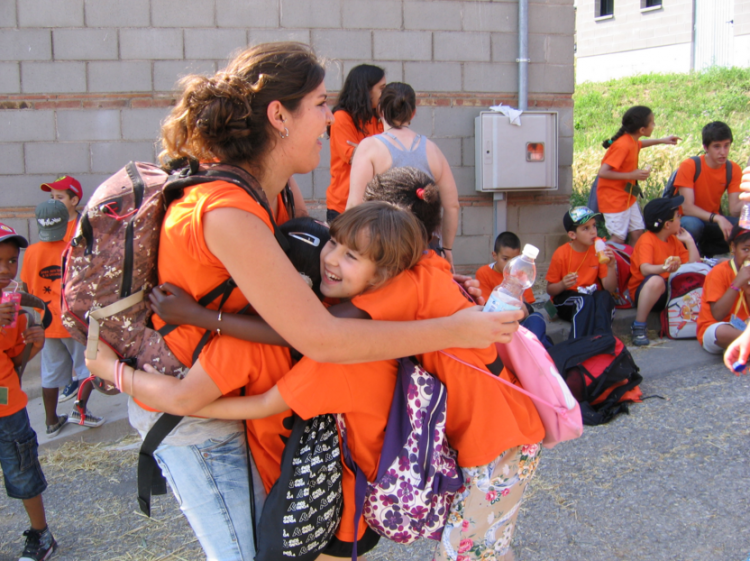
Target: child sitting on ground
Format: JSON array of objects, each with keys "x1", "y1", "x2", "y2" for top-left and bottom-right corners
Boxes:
[
  {"x1": 628, "y1": 196, "x2": 700, "y2": 346},
  {"x1": 476, "y1": 231, "x2": 551, "y2": 347},
  {"x1": 696, "y1": 226, "x2": 750, "y2": 355},
  {"x1": 0, "y1": 223, "x2": 54, "y2": 560},
  {"x1": 20, "y1": 200, "x2": 104, "y2": 436},
  {"x1": 546, "y1": 206, "x2": 618, "y2": 339}
]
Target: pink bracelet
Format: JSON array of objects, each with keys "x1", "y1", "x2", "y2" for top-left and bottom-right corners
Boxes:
[
  {"x1": 730, "y1": 284, "x2": 742, "y2": 292},
  {"x1": 114, "y1": 361, "x2": 126, "y2": 392}
]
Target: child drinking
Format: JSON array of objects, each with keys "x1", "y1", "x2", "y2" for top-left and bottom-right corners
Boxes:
[{"x1": 598, "y1": 105, "x2": 680, "y2": 245}]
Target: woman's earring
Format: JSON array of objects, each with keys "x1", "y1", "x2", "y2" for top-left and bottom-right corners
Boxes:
[{"x1": 279, "y1": 126, "x2": 290, "y2": 139}]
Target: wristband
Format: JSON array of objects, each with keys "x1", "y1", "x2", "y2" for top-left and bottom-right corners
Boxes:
[
  {"x1": 730, "y1": 284, "x2": 742, "y2": 292},
  {"x1": 710, "y1": 213, "x2": 716, "y2": 223}
]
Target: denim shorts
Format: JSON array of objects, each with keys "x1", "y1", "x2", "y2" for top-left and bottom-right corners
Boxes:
[
  {"x1": 0, "y1": 408, "x2": 47, "y2": 500},
  {"x1": 153, "y1": 430, "x2": 266, "y2": 561}
]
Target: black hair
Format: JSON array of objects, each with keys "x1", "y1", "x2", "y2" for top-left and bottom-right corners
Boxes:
[
  {"x1": 378, "y1": 82, "x2": 416, "y2": 129},
  {"x1": 0, "y1": 239, "x2": 21, "y2": 251},
  {"x1": 729, "y1": 225, "x2": 750, "y2": 246},
  {"x1": 602, "y1": 105, "x2": 653, "y2": 148},
  {"x1": 363, "y1": 167, "x2": 440, "y2": 237},
  {"x1": 702, "y1": 121, "x2": 733, "y2": 148},
  {"x1": 333, "y1": 64, "x2": 385, "y2": 135},
  {"x1": 494, "y1": 231, "x2": 521, "y2": 254},
  {"x1": 279, "y1": 217, "x2": 331, "y2": 298}
]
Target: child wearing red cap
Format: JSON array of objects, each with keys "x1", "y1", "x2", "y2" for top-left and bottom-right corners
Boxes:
[{"x1": 40, "y1": 175, "x2": 82, "y2": 243}]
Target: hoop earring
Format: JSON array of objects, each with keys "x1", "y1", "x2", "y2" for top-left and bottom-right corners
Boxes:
[{"x1": 279, "y1": 126, "x2": 289, "y2": 139}]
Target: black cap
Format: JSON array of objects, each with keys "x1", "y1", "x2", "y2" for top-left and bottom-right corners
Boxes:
[
  {"x1": 563, "y1": 206, "x2": 601, "y2": 232},
  {"x1": 643, "y1": 196, "x2": 684, "y2": 232}
]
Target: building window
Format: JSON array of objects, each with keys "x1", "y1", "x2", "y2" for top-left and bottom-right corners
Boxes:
[
  {"x1": 596, "y1": 0, "x2": 614, "y2": 18},
  {"x1": 641, "y1": 0, "x2": 662, "y2": 7}
]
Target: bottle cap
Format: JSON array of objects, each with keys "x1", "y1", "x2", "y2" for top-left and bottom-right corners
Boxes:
[{"x1": 522, "y1": 244, "x2": 539, "y2": 260}]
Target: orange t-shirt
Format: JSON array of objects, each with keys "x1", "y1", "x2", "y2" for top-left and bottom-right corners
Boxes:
[
  {"x1": 696, "y1": 260, "x2": 750, "y2": 344},
  {"x1": 0, "y1": 314, "x2": 30, "y2": 417},
  {"x1": 352, "y1": 251, "x2": 544, "y2": 467},
  {"x1": 475, "y1": 263, "x2": 535, "y2": 304},
  {"x1": 326, "y1": 111, "x2": 383, "y2": 213},
  {"x1": 597, "y1": 135, "x2": 643, "y2": 214},
  {"x1": 277, "y1": 357, "x2": 398, "y2": 542},
  {"x1": 545, "y1": 243, "x2": 608, "y2": 292},
  {"x1": 152, "y1": 180, "x2": 293, "y2": 492},
  {"x1": 64, "y1": 217, "x2": 77, "y2": 242},
  {"x1": 673, "y1": 156, "x2": 742, "y2": 215},
  {"x1": 20, "y1": 240, "x2": 70, "y2": 338},
  {"x1": 628, "y1": 231, "x2": 689, "y2": 296}
]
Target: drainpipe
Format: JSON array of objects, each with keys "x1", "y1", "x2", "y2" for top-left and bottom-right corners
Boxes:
[{"x1": 517, "y1": 0, "x2": 530, "y2": 110}]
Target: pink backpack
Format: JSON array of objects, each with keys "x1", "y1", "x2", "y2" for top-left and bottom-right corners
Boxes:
[{"x1": 441, "y1": 326, "x2": 583, "y2": 449}]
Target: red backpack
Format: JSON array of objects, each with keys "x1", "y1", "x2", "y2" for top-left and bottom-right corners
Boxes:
[{"x1": 606, "y1": 240, "x2": 634, "y2": 309}]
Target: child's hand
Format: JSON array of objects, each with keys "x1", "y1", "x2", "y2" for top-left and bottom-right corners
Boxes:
[
  {"x1": 724, "y1": 327, "x2": 750, "y2": 375},
  {"x1": 675, "y1": 227, "x2": 693, "y2": 245},
  {"x1": 562, "y1": 273, "x2": 578, "y2": 289},
  {"x1": 662, "y1": 135, "x2": 681, "y2": 145},
  {"x1": 663, "y1": 256, "x2": 680, "y2": 273},
  {"x1": 0, "y1": 301, "x2": 16, "y2": 327},
  {"x1": 735, "y1": 263, "x2": 750, "y2": 286},
  {"x1": 633, "y1": 168, "x2": 651, "y2": 181},
  {"x1": 453, "y1": 274, "x2": 484, "y2": 305},
  {"x1": 150, "y1": 283, "x2": 204, "y2": 326},
  {"x1": 21, "y1": 325, "x2": 45, "y2": 349},
  {"x1": 84, "y1": 341, "x2": 119, "y2": 382},
  {"x1": 604, "y1": 248, "x2": 617, "y2": 268}
]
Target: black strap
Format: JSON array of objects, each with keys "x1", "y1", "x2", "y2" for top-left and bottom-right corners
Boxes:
[
  {"x1": 691, "y1": 155, "x2": 701, "y2": 183},
  {"x1": 137, "y1": 412, "x2": 183, "y2": 516},
  {"x1": 726, "y1": 159, "x2": 732, "y2": 186}
]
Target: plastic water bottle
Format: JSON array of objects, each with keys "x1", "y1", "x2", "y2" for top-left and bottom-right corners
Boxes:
[
  {"x1": 740, "y1": 203, "x2": 750, "y2": 229},
  {"x1": 483, "y1": 244, "x2": 539, "y2": 312}
]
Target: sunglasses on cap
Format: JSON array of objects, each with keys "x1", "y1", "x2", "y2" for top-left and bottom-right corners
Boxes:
[{"x1": 568, "y1": 206, "x2": 597, "y2": 224}]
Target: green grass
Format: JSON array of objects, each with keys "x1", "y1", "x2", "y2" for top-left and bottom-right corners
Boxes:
[{"x1": 572, "y1": 67, "x2": 750, "y2": 209}]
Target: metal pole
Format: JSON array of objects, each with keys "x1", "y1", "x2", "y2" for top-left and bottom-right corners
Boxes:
[{"x1": 517, "y1": 0, "x2": 529, "y2": 111}]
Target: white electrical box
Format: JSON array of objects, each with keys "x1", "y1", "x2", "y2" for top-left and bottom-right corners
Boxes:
[{"x1": 475, "y1": 111, "x2": 558, "y2": 192}]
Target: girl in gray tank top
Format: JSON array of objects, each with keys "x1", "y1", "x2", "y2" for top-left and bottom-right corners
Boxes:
[{"x1": 375, "y1": 131, "x2": 434, "y2": 179}]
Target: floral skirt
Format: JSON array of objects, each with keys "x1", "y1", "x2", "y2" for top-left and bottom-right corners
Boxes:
[{"x1": 434, "y1": 443, "x2": 542, "y2": 561}]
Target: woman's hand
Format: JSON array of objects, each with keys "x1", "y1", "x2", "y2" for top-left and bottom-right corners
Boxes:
[
  {"x1": 724, "y1": 326, "x2": 750, "y2": 375},
  {"x1": 149, "y1": 283, "x2": 205, "y2": 327},
  {"x1": 453, "y1": 274, "x2": 484, "y2": 305},
  {"x1": 450, "y1": 306, "x2": 523, "y2": 347},
  {"x1": 84, "y1": 342, "x2": 119, "y2": 382},
  {"x1": 21, "y1": 325, "x2": 44, "y2": 349}
]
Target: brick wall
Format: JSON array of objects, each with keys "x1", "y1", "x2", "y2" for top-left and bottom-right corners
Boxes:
[{"x1": 0, "y1": 0, "x2": 574, "y2": 269}]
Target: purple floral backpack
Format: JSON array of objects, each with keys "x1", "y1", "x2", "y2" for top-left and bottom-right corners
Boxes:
[{"x1": 337, "y1": 357, "x2": 463, "y2": 556}]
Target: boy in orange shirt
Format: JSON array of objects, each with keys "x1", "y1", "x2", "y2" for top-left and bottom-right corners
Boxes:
[
  {"x1": 696, "y1": 226, "x2": 750, "y2": 354},
  {"x1": 546, "y1": 206, "x2": 618, "y2": 338},
  {"x1": 628, "y1": 196, "x2": 700, "y2": 346},
  {"x1": 40, "y1": 175, "x2": 82, "y2": 402},
  {"x1": 20, "y1": 201, "x2": 104, "y2": 436},
  {"x1": 0, "y1": 223, "x2": 56, "y2": 560},
  {"x1": 476, "y1": 231, "x2": 551, "y2": 347}
]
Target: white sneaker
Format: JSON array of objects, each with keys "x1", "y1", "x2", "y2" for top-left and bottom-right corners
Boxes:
[{"x1": 68, "y1": 408, "x2": 105, "y2": 428}]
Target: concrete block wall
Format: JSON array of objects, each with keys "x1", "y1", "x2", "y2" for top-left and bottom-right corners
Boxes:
[{"x1": 0, "y1": 0, "x2": 575, "y2": 272}]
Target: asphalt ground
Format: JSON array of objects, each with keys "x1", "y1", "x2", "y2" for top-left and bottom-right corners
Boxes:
[{"x1": 1, "y1": 339, "x2": 748, "y2": 561}]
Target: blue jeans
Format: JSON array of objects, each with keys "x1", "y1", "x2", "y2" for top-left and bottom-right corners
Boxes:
[
  {"x1": 153, "y1": 431, "x2": 266, "y2": 561},
  {"x1": 521, "y1": 312, "x2": 553, "y2": 349},
  {"x1": 0, "y1": 408, "x2": 47, "y2": 500}
]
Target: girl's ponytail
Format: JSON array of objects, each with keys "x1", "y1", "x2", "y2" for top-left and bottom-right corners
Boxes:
[{"x1": 602, "y1": 105, "x2": 653, "y2": 149}]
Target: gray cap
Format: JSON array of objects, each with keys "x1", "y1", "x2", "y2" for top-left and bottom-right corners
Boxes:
[{"x1": 35, "y1": 199, "x2": 69, "y2": 242}]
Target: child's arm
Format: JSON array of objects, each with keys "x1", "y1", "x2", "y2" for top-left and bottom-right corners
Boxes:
[
  {"x1": 710, "y1": 266, "x2": 750, "y2": 321},
  {"x1": 193, "y1": 386, "x2": 290, "y2": 420},
  {"x1": 675, "y1": 228, "x2": 700, "y2": 263},
  {"x1": 598, "y1": 162, "x2": 650, "y2": 182},
  {"x1": 547, "y1": 274, "x2": 577, "y2": 297},
  {"x1": 600, "y1": 247, "x2": 618, "y2": 293},
  {"x1": 12, "y1": 326, "x2": 45, "y2": 371},
  {"x1": 641, "y1": 135, "x2": 681, "y2": 148}
]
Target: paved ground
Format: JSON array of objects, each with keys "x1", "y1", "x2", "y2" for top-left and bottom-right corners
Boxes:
[{"x1": 1, "y1": 338, "x2": 748, "y2": 560}]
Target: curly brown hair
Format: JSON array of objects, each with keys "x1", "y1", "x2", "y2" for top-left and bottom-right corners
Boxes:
[
  {"x1": 363, "y1": 167, "x2": 441, "y2": 237},
  {"x1": 159, "y1": 42, "x2": 325, "y2": 167}
]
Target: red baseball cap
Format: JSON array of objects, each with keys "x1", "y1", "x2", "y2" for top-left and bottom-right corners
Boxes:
[
  {"x1": 0, "y1": 222, "x2": 28, "y2": 248},
  {"x1": 41, "y1": 175, "x2": 83, "y2": 199}
]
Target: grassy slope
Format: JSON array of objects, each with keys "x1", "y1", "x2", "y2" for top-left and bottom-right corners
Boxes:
[{"x1": 572, "y1": 67, "x2": 750, "y2": 208}]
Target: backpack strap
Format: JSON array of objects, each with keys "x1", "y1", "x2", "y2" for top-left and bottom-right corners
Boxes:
[
  {"x1": 726, "y1": 160, "x2": 732, "y2": 186},
  {"x1": 137, "y1": 412, "x2": 183, "y2": 516},
  {"x1": 337, "y1": 416, "x2": 369, "y2": 561},
  {"x1": 691, "y1": 155, "x2": 701, "y2": 183}
]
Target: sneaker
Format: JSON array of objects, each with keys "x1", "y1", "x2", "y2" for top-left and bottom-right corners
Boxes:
[
  {"x1": 68, "y1": 408, "x2": 105, "y2": 428},
  {"x1": 45, "y1": 415, "x2": 68, "y2": 437},
  {"x1": 631, "y1": 322, "x2": 649, "y2": 347},
  {"x1": 57, "y1": 380, "x2": 79, "y2": 403},
  {"x1": 19, "y1": 526, "x2": 57, "y2": 561}
]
